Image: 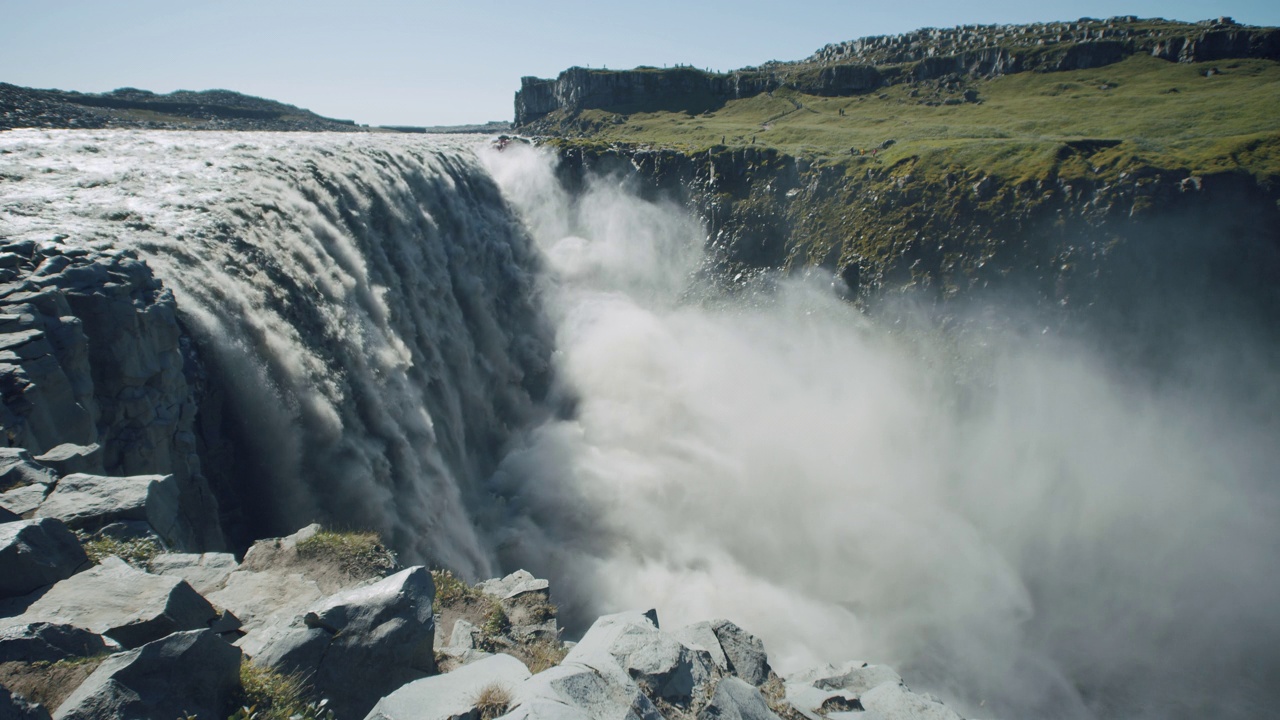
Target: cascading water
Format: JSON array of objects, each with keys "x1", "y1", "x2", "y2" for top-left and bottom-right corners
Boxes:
[
  {"x1": 2, "y1": 130, "x2": 1278, "y2": 720},
  {"x1": 0, "y1": 129, "x2": 553, "y2": 577},
  {"x1": 480, "y1": 144, "x2": 1280, "y2": 720}
]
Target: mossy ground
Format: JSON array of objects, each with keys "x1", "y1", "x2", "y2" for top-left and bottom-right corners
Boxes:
[
  {"x1": 294, "y1": 528, "x2": 397, "y2": 581},
  {"x1": 546, "y1": 54, "x2": 1280, "y2": 185}
]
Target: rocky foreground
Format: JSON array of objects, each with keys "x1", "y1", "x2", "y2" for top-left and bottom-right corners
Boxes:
[{"x1": 1, "y1": 459, "x2": 967, "y2": 720}]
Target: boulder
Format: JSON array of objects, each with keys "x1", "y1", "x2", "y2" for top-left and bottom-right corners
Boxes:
[
  {"x1": 51, "y1": 629, "x2": 240, "y2": 720},
  {"x1": 13, "y1": 556, "x2": 216, "y2": 648},
  {"x1": 35, "y1": 473, "x2": 189, "y2": 549},
  {"x1": 449, "y1": 618, "x2": 479, "y2": 649},
  {"x1": 32, "y1": 443, "x2": 102, "y2": 476},
  {"x1": 148, "y1": 552, "x2": 238, "y2": 595},
  {"x1": 0, "y1": 622, "x2": 110, "y2": 663},
  {"x1": 0, "y1": 505, "x2": 17, "y2": 523},
  {"x1": 0, "y1": 483, "x2": 50, "y2": 518},
  {"x1": 364, "y1": 652, "x2": 531, "y2": 720},
  {"x1": 0, "y1": 686, "x2": 51, "y2": 720},
  {"x1": 563, "y1": 610, "x2": 718, "y2": 707},
  {"x1": 0, "y1": 449, "x2": 57, "y2": 490},
  {"x1": 859, "y1": 682, "x2": 963, "y2": 720},
  {"x1": 0, "y1": 518, "x2": 88, "y2": 598},
  {"x1": 673, "y1": 621, "x2": 729, "y2": 672},
  {"x1": 508, "y1": 661, "x2": 663, "y2": 720},
  {"x1": 478, "y1": 569, "x2": 551, "y2": 600},
  {"x1": 206, "y1": 567, "x2": 325, "y2": 631},
  {"x1": 697, "y1": 677, "x2": 781, "y2": 720},
  {"x1": 783, "y1": 662, "x2": 908, "y2": 720},
  {"x1": 710, "y1": 620, "x2": 771, "y2": 686},
  {"x1": 245, "y1": 566, "x2": 437, "y2": 720}
]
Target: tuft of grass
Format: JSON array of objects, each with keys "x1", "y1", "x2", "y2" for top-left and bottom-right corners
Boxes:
[
  {"x1": 521, "y1": 638, "x2": 569, "y2": 674},
  {"x1": 295, "y1": 529, "x2": 396, "y2": 581},
  {"x1": 233, "y1": 659, "x2": 333, "y2": 720},
  {"x1": 431, "y1": 569, "x2": 482, "y2": 611},
  {"x1": 472, "y1": 682, "x2": 514, "y2": 720},
  {"x1": 78, "y1": 533, "x2": 160, "y2": 569},
  {"x1": 480, "y1": 605, "x2": 510, "y2": 640}
]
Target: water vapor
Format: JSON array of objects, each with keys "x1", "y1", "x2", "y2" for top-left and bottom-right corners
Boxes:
[{"x1": 483, "y1": 144, "x2": 1280, "y2": 720}]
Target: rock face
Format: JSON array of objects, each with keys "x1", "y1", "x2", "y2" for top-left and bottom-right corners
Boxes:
[
  {"x1": 51, "y1": 629, "x2": 241, "y2": 720},
  {"x1": 0, "y1": 245, "x2": 224, "y2": 550},
  {"x1": 0, "y1": 518, "x2": 88, "y2": 597},
  {"x1": 35, "y1": 473, "x2": 188, "y2": 549},
  {"x1": 0, "y1": 622, "x2": 109, "y2": 664}
]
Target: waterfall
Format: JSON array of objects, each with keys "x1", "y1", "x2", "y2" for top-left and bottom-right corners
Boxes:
[{"x1": 0, "y1": 129, "x2": 553, "y2": 577}]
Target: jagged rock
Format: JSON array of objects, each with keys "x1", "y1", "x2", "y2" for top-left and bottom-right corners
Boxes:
[
  {"x1": 506, "y1": 661, "x2": 663, "y2": 720},
  {"x1": 32, "y1": 443, "x2": 101, "y2": 476},
  {"x1": 51, "y1": 629, "x2": 240, "y2": 720},
  {"x1": 697, "y1": 677, "x2": 780, "y2": 720},
  {"x1": 711, "y1": 620, "x2": 771, "y2": 686},
  {"x1": 206, "y1": 566, "x2": 326, "y2": 632},
  {"x1": 0, "y1": 449, "x2": 57, "y2": 490},
  {"x1": 783, "y1": 662, "x2": 907, "y2": 720},
  {"x1": 244, "y1": 566, "x2": 437, "y2": 720},
  {"x1": 35, "y1": 473, "x2": 189, "y2": 549},
  {"x1": 564, "y1": 610, "x2": 718, "y2": 706},
  {"x1": 0, "y1": 686, "x2": 51, "y2": 720},
  {"x1": 148, "y1": 552, "x2": 238, "y2": 595},
  {"x1": 0, "y1": 518, "x2": 88, "y2": 598},
  {"x1": 859, "y1": 682, "x2": 963, "y2": 720},
  {"x1": 0, "y1": 622, "x2": 110, "y2": 663},
  {"x1": 364, "y1": 652, "x2": 531, "y2": 720},
  {"x1": 12, "y1": 556, "x2": 216, "y2": 649},
  {"x1": 479, "y1": 569, "x2": 551, "y2": 600},
  {"x1": 673, "y1": 621, "x2": 730, "y2": 672}
]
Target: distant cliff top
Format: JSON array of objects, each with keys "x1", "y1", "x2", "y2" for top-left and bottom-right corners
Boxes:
[
  {"x1": 0, "y1": 84, "x2": 364, "y2": 132},
  {"x1": 514, "y1": 16, "x2": 1280, "y2": 128}
]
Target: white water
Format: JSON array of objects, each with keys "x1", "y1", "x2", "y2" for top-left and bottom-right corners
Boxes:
[
  {"x1": 0, "y1": 129, "x2": 551, "y2": 577},
  {"x1": 2, "y1": 131, "x2": 1277, "y2": 719},
  {"x1": 480, "y1": 144, "x2": 1280, "y2": 720}
]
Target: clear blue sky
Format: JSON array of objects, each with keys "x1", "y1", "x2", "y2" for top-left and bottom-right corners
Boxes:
[{"x1": 3, "y1": 0, "x2": 1278, "y2": 126}]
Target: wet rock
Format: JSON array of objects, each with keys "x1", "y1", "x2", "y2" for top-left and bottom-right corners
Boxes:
[
  {"x1": 0, "y1": 518, "x2": 88, "y2": 598},
  {"x1": 51, "y1": 629, "x2": 240, "y2": 720},
  {"x1": 12, "y1": 556, "x2": 216, "y2": 649},
  {"x1": 364, "y1": 652, "x2": 531, "y2": 720}
]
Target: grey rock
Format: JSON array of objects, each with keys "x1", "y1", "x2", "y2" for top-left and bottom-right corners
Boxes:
[
  {"x1": 0, "y1": 449, "x2": 57, "y2": 490},
  {"x1": 52, "y1": 629, "x2": 240, "y2": 720},
  {"x1": 478, "y1": 569, "x2": 551, "y2": 600},
  {"x1": 248, "y1": 566, "x2": 437, "y2": 720},
  {"x1": 148, "y1": 552, "x2": 238, "y2": 594},
  {"x1": 0, "y1": 622, "x2": 109, "y2": 663},
  {"x1": 0, "y1": 686, "x2": 51, "y2": 720},
  {"x1": 434, "y1": 646, "x2": 494, "y2": 670},
  {"x1": 697, "y1": 677, "x2": 781, "y2": 720},
  {"x1": 509, "y1": 661, "x2": 662, "y2": 720},
  {"x1": 711, "y1": 620, "x2": 771, "y2": 686},
  {"x1": 860, "y1": 683, "x2": 963, "y2": 720},
  {"x1": 792, "y1": 661, "x2": 903, "y2": 696},
  {"x1": 0, "y1": 505, "x2": 17, "y2": 522},
  {"x1": 35, "y1": 473, "x2": 189, "y2": 549},
  {"x1": 564, "y1": 610, "x2": 718, "y2": 706},
  {"x1": 674, "y1": 621, "x2": 729, "y2": 672},
  {"x1": 0, "y1": 483, "x2": 50, "y2": 518},
  {"x1": 364, "y1": 652, "x2": 531, "y2": 720},
  {"x1": 0, "y1": 518, "x2": 88, "y2": 598},
  {"x1": 207, "y1": 567, "x2": 325, "y2": 632},
  {"x1": 13, "y1": 556, "x2": 217, "y2": 648},
  {"x1": 449, "y1": 618, "x2": 478, "y2": 649},
  {"x1": 32, "y1": 443, "x2": 102, "y2": 476}
]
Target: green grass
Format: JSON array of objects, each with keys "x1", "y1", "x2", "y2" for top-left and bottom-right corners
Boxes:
[
  {"x1": 547, "y1": 55, "x2": 1280, "y2": 183},
  {"x1": 295, "y1": 529, "x2": 396, "y2": 581},
  {"x1": 232, "y1": 659, "x2": 333, "y2": 720},
  {"x1": 79, "y1": 533, "x2": 161, "y2": 568}
]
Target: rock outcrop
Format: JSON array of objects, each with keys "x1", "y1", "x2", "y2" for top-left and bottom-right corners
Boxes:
[
  {"x1": 0, "y1": 518, "x2": 88, "y2": 598},
  {"x1": 0, "y1": 244, "x2": 223, "y2": 550}
]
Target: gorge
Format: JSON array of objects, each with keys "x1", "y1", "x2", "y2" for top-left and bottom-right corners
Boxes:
[{"x1": 2, "y1": 13, "x2": 1279, "y2": 720}]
